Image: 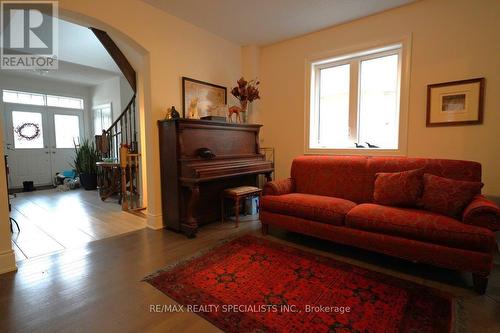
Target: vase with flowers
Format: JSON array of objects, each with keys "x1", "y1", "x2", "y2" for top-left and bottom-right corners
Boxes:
[{"x1": 229, "y1": 77, "x2": 260, "y2": 123}]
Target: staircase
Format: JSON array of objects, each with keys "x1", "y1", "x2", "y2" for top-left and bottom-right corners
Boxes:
[
  {"x1": 91, "y1": 27, "x2": 143, "y2": 212},
  {"x1": 95, "y1": 96, "x2": 142, "y2": 211}
]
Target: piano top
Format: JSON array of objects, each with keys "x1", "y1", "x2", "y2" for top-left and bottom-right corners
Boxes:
[{"x1": 158, "y1": 118, "x2": 263, "y2": 129}]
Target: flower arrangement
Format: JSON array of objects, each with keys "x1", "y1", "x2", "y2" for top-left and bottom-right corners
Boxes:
[
  {"x1": 230, "y1": 77, "x2": 260, "y2": 110},
  {"x1": 228, "y1": 77, "x2": 260, "y2": 123}
]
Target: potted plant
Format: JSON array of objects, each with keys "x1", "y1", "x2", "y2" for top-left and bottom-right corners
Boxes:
[{"x1": 73, "y1": 138, "x2": 99, "y2": 190}]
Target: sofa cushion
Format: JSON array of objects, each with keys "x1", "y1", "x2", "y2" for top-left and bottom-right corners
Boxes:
[
  {"x1": 374, "y1": 168, "x2": 424, "y2": 207},
  {"x1": 366, "y1": 157, "x2": 482, "y2": 203},
  {"x1": 261, "y1": 193, "x2": 356, "y2": 226},
  {"x1": 346, "y1": 203, "x2": 495, "y2": 253},
  {"x1": 291, "y1": 156, "x2": 373, "y2": 203},
  {"x1": 422, "y1": 174, "x2": 483, "y2": 219}
]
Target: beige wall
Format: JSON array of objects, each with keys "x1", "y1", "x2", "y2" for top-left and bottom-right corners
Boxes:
[
  {"x1": 242, "y1": 45, "x2": 261, "y2": 125},
  {"x1": 259, "y1": 0, "x2": 500, "y2": 201}
]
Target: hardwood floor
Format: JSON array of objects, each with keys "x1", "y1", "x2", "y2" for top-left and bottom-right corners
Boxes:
[
  {"x1": 9, "y1": 188, "x2": 146, "y2": 261},
  {"x1": 0, "y1": 220, "x2": 499, "y2": 332}
]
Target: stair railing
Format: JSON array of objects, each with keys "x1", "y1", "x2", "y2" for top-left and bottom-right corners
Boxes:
[{"x1": 99, "y1": 95, "x2": 138, "y2": 161}]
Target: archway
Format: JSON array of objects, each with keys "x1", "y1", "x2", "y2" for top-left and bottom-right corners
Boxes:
[
  {"x1": 0, "y1": 12, "x2": 156, "y2": 264},
  {"x1": 57, "y1": 9, "x2": 153, "y2": 216}
]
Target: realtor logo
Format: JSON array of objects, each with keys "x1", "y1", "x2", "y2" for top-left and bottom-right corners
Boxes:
[{"x1": 1, "y1": 0, "x2": 58, "y2": 69}]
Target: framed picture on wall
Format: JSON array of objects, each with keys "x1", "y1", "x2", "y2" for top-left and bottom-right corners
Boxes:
[
  {"x1": 426, "y1": 78, "x2": 485, "y2": 127},
  {"x1": 182, "y1": 77, "x2": 227, "y2": 119}
]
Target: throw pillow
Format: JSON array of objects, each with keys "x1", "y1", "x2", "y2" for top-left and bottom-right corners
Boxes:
[
  {"x1": 373, "y1": 168, "x2": 424, "y2": 207},
  {"x1": 421, "y1": 173, "x2": 483, "y2": 218}
]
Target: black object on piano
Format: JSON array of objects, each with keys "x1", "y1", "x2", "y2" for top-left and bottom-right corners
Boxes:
[{"x1": 196, "y1": 147, "x2": 216, "y2": 160}]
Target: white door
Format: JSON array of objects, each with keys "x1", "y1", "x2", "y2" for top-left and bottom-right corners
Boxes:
[
  {"x1": 4, "y1": 105, "x2": 84, "y2": 189},
  {"x1": 4, "y1": 105, "x2": 53, "y2": 187},
  {"x1": 49, "y1": 108, "x2": 84, "y2": 175}
]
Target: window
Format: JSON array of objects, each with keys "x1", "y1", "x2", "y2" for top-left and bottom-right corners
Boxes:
[
  {"x1": 2, "y1": 89, "x2": 84, "y2": 109},
  {"x1": 12, "y1": 111, "x2": 45, "y2": 149},
  {"x1": 309, "y1": 44, "x2": 403, "y2": 151},
  {"x1": 54, "y1": 114, "x2": 81, "y2": 148},
  {"x1": 3, "y1": 90, "x2": 45, "y2": 106},
  {"x1": 47, "y1": 95, "x2": 84, "y2": 109},
  {"x1": 93, "y1": 103, "x2": 112, "y2": 135}
]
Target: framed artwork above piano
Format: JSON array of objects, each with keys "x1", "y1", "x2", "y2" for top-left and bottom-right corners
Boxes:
[
  {"x1": 158, "y1": 118, "x2": 274, "y2": 238},
  {"x1": 182, "y1": 77, "x2": 227, "y2": 119}
]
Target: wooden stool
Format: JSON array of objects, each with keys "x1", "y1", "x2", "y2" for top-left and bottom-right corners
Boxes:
[{"x1": 221, "y1": 186, "x2": 262, "y2": 228}]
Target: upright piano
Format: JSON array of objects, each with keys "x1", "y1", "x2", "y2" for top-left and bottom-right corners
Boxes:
[{"x1": 158, "y1": 119, "x2": 273, "y2": 238}]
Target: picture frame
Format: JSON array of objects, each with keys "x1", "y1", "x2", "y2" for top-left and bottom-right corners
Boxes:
[
  {"x1": 426, "y1": 78, "x2": 484, "y2": 127},
  {"x1": 181, "y1": 77, "x2": 227, "y2": 119}
]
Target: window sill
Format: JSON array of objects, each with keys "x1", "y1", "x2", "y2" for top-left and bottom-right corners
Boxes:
[{"x1": 305, "y1": 147, "x2": 407, "y2": 157}]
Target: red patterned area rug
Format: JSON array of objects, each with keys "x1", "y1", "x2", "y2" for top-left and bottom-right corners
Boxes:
[{"x1": 144, "y1": 235, "x2": 454, "y2": 333}]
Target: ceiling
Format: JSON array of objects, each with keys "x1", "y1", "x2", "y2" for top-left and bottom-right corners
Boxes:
[
  {"x1": 57, "y1": 18, "x2": 121, "y2": 73},
  {"x1": 1, "y1": 18, "x2": 122, "y2": 86},
  {"x1": 1, "y1": 61, "x2": 121, "y2": 87},
  {"x1": 143, "y1": 0, "x2": 415, "y2": 45}
]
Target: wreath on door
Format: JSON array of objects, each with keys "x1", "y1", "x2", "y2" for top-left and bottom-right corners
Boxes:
[{"x1": 15, "y1": 122, "x2": 41, "y2": 141}]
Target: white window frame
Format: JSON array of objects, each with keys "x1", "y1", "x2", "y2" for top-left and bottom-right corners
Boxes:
[
  {"x1": 2, "y1": 89, "x2": 45, "y2": 106},
  {"x1": 46, "y1": 94, "x2": 85, "y2": 109},
  {"x1": 2, "y1": 89, "x2": 84, "y2": 110},
  {"x1": 92, "y1": 102, "x2": 113, "y2": 135},
  {"x1": 305, "y1": 36, "x2": 411, "y2": 156}
]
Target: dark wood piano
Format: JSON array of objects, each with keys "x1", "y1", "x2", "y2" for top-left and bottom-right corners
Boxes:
[{"x1": 158, "y1": 118, "x2": 273, "y2": 238}]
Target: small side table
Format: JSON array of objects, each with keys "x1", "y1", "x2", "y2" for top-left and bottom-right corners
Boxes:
[
  {"x1": 221, "y1": 186, "x2": 262, "y2": 228},
  {"x1": 96, "y1": 162, "x2": 121, "y2": 202}
]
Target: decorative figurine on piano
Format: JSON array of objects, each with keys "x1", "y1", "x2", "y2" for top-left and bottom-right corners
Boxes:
[
  {"x1": 170, "y1": 106, "x2": 180, "y2": 119},
  {"x1": 165, "y1": 106, "x2": 180, "y2": 120},
  {"x1": 227, "y1": 104, "x2": 245, "y2": 123},
  {"x1": 229, "y1": 77, "x2": 260, "y2": 123},
  {"x1": 188, "y1": 98, "x2": 200, "y2": 119}
]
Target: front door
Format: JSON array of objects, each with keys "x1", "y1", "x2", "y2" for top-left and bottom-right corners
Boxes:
[
  {"x1": 4, "y1": 105, "x2": 53, "y2": 187},
  {"x1": 4, "y1": 104, "x2": 83, "y2": 189}
]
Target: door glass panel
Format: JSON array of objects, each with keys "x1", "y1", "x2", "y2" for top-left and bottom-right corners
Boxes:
[
  {"x1": 54, "y1": 114, "x2": 80, "y2": 148},
  {"x1": 12, "y1": 111, "x2": 44, "y2": 149}
]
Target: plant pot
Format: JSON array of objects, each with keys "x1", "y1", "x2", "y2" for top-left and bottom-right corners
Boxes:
[{"x1": 79, "y1": 173, "x2": 97, "y2": 190}]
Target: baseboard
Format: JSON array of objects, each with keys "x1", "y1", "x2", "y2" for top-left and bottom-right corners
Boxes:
[
  {"x1": 9, "y1": 184, "x2": 56, "y2": 194},
  {"x1": 0, "y1": 249, "x2": 17, "y2": 275},
  {"x1": 146, "y1": 212, "x2": 164, "y2": 230}
]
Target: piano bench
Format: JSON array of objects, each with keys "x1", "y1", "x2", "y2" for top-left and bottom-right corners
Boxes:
[{"x1": 221, "y1": 186, "x2": 262, "y2": 228}]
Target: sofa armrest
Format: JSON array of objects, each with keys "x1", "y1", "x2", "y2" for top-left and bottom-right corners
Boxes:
[
  {"x1": 263, "y1": 178, "x2": 295, "y2": 196},
  {"x1": 462, "y1": 195, "x2": 500, "y2": 231}
]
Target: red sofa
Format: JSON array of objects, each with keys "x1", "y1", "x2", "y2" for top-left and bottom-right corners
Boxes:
[{"x1": 261, "y1": 156, "x2": 500, "y2": 294}]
